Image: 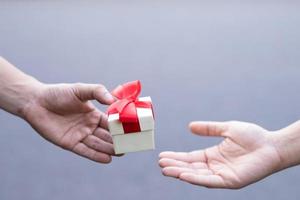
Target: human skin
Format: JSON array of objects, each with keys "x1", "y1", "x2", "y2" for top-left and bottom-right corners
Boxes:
[
  {"x1": 159, "y1": 120, "x2": 300, "y2": 189},
  {"x1": 0, "y1": 57, "x2": 117, "y2": 163}
]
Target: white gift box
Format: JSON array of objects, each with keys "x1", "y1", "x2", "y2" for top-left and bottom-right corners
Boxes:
[{"x1": 108, "y1": 96, "x2": 155, "y2": 154}]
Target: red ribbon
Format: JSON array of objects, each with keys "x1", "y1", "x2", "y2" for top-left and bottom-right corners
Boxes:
[{"x1": 107, "y1": 80, "x2": 152, "y2": 133}]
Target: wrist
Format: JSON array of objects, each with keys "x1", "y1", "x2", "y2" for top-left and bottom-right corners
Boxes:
[
  {"x1": 0, "y1": 57, "x2": 46, "y2": 119},
  {"x1": 269, "y1": 122, "x2": 300, "y2": 170},
  {"x1": 0, "y1": 74, "x2": 45, "y2": 119},
  {"x1": 18, "y1": 77, "x2": 45, "y2": 119}
]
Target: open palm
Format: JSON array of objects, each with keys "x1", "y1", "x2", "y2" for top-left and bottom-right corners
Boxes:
[
  {"x1": 159, "y1": 121, "x2": 282, "y2": 189},
  {"x1": 23, "y1": 83, "x2": 116, "y2": 163}
]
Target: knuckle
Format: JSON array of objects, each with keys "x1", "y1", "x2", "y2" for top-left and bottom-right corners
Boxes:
[
  {"x1": 96, "y1": 84, "x2": 106, "y2": 91},
  {"x1": 92, "y1": 111, "x2": 102, "y2": 119},
  {"x1": 91, "y1": 151, "x2": 98, "y2": 160},
  {"x1": 87, "y1": 111, "x2": 102, "y2": 124},
  {"x1": 83, "y1": 148, "x2": 92, "y2": 158},
  {"x1": 207, "y1": 123, "x2": 216, "y2": 135},
  {"x1": 90, "y1": 141, "x2": 98, "y2": 150},
  {"x1": 93, "y1": 84, "x2": 108, "y2": 100},
  {"x1": 104, "y1": 133, "x2": 113, "y2": 142},
  {"x1": 59, "y1": 139, "x2": 73, "y2": 150}
]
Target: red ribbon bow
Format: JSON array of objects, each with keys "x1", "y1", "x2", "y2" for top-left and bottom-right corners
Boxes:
[{"x1": 107, "y1": 80, "x2": 152, "y2": 133}]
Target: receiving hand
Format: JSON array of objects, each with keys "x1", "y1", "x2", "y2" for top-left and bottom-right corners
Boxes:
[{"x1": 159, "y1": 121, "x2": 282, "y2": 189}]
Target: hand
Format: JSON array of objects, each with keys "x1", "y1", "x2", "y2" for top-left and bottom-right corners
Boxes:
[
  {"x1": 159, "y1": 121, "x2": 282, "y2": 189},
  {"x1": 23, "y1": 82, "x2": 116, "y2": 163}
]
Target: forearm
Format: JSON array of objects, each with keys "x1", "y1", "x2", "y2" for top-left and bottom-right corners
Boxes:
[
  {"x1": 272, "y1": 120, "x2": 300, "y2": 170},
  {"x1": 0, "y1": 57, "x2": 43, "y2": 118}
]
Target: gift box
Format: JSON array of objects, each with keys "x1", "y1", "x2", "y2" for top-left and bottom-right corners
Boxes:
[{"x1": 107, "y1": 80, "x2": 155, "y2": 154}]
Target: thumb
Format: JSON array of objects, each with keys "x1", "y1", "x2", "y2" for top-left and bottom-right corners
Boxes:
[
  {"x1": 189, "y1": 121, "x2": 229, "y2": 137},
  {"x1": 74, "y1": 83, "x2": 115, "y2": 105}
]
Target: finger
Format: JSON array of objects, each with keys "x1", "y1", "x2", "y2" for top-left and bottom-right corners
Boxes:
[
  {"x1": 179, "y1": 173, "x2": 225, "y2": 188},
  {"x1": 82, "y1": 135, "x2": 114, "y2": 155},
  {"x1": 162, "y1": 167, "x2": 212, "y2": 178},
  {"x1": 159, "y1": 158, "x2": 207, "y2": 169},
  {"x1": 159, "y1": 158, "x2": 188, "y2": 168},
  {"x1": 72, "y1": 142, "x2": 112, "y2": 163},
  {"x1": 96, "y1": 113, "x2": 109, "y2": 131},
  {"x1": 93, "y1": 128, "x2": 113, "y2": 144},
  {"x1": 159, "y1": 150, "x2": 207, "y2": 163},
  {"x1": 74, "y1": 83, "x2": 115, "y2": 105},
  {"x1": 162, "y1": 167, "x2": 196, "y2": 178},
  {"x1": 189, "y1": 121, "x2": 229, "y2": 137},
  {"x1": 93, "y1": 127, "x2": 124, "y2": 157}
]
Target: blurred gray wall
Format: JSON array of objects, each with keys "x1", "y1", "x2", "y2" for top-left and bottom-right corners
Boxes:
[{"x1": 1, "y1": 1, "x2": 300, "y2": 200}]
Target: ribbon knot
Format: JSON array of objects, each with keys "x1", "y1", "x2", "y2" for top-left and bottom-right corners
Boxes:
[{"x1": 107, "y1": 80, "x2": 151, "y2": 124}]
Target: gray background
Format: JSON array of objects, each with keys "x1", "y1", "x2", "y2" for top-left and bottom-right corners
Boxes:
[{"x1": 1, "y1": 1, "x2": 300, "y2": 199}]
